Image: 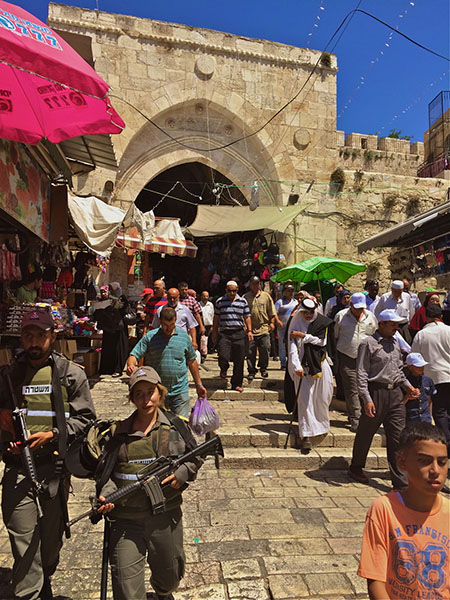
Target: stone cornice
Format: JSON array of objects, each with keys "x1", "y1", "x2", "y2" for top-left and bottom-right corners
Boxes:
[{"x1": 49, "y1": 16, "x2": 337, "y2": 70}]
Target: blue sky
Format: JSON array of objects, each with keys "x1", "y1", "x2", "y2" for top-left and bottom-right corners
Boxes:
[{"x1": 13, "y1": 0, "x2": 450, "y2": 142}]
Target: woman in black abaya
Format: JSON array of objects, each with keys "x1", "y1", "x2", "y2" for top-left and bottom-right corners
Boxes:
[{"x1": 94, "y1": 283, "x2": 130, "y2": 377}]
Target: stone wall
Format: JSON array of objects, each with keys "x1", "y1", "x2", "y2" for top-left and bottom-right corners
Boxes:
[
  {"x1": 48, "y1": 3, "x2": 338, "y2": 210},
  {"x1": 337, "y1": 131, "x2": 424, "y2": 177},
  {"x1": 48, "y1": 4, "x2": 450, "y2": 294}
]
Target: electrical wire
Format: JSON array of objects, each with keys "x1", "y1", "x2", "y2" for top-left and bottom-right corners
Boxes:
[
  {"x1": 330, "y1": 0, "x2": 363, "y2": 52},
  {"x1": 110, "y1": 8, "x2": 450, "y2": 156}
]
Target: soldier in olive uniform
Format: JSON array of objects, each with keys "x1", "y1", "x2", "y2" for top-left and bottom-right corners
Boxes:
[
  {"x1": 96, "y1": 366, "x2": 203, "y2": 600},
  {"x1": 0, "y1": 309, "x2": 96, "y2": 600}
]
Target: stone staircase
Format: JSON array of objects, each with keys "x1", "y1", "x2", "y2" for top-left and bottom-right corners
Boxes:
[{"x1": 194, "y1": 356, "x2": 387, "y2": 472}]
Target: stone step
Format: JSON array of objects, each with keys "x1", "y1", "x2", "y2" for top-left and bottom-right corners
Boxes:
[
  {"x1": 220, "y1": 446, "x2": 386, "y2": 470},
  {"x1": 218, "y1": 427, "x2": 385, "y2": 450}
]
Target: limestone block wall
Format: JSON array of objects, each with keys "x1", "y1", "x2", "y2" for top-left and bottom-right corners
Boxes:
[
  {"x1": 333, "y1": 173, "x2": 447, "y2": 292},
  {"x1": 48, "y1": 3, "x2": 339, "y2": 208},
  {"x1": 47, "y1": 4, "x2": 450, "y2": 295},
  {"x1": 337, "y1": 131, "x2": 424, "y2": 177}
]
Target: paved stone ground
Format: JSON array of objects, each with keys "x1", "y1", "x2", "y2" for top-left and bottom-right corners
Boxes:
[{"x1": 0, "y1": 358, "x2": 397, "y2": 599}]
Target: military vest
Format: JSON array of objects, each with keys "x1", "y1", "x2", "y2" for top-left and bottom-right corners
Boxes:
[
  {"x1": 111, "y1": 422, "x2": 182, "y2": 519},
  {"x1": 22, "y1": 364, "x2": 69, "y2": 455}
]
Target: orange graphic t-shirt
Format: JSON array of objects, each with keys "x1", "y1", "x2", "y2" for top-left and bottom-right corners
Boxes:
[{"x1": 358, "y1": 490, "x2": 450, "y2": 599}]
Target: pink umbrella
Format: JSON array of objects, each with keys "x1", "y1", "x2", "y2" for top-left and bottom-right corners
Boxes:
[{"x1": 0, "y1": 1, "x2": 125, "y2": 144}]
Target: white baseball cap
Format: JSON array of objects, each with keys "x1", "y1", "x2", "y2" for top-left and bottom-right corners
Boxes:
[
  {"x1": 350, "y1": 292, "x2": 367, "y2": 309},
  {"x1": 378, "y1": 309, "x2": 403, "y2": 322},
  {"x1": 406, "y1": 352, "x2": 428, "y2": 367},
  {"x1": 391, "y1": 280, "x2": 404, "y2": 290}
]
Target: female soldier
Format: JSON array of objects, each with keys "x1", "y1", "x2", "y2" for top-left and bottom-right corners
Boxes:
[{"x1": 96, "y1": 366, "x2": 202, "y2": 600}]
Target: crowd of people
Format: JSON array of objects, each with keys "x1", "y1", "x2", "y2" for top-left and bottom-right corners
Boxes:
[
  {"x1": 122, "y1": 275, "x2": 450, "y2": 488},
  {"x1": 0, "y1": 273, "x2": 449, "y2": 599}
]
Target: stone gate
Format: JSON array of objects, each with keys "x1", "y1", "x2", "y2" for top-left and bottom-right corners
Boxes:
[{"x1": 48, "y1": 3, "x2": 449, "y2": 288}]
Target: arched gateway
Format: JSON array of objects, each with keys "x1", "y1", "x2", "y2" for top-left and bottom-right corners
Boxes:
[{"x1": 48, "y1": 4, "x2": 340, "y2": 286}]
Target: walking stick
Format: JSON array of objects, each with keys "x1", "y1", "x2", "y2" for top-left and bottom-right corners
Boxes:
[
  {"x1": 100, "y1": 517, "x2": 110, "y2": 600},
  {"x1": 283, "y1": 411, "x2": 296, "y2": 449}
]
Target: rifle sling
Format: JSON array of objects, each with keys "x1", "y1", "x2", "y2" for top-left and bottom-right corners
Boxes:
[
  {"x1": 48, "y1": 356, "x2": 69, "y2": 498},
  {"x1": 164, "y1": 411, "x2": 197, "y2": 451}
]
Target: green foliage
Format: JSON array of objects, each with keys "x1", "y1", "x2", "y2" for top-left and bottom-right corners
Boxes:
[
  {"x1": 387, "y1": 129, "x2": 413, "y2": 141},
  {"x1": 320, "y1": 52, "x2": 332, "y2": 68},
  {"x1": 330, "y1": 167, "x2": 345, "y2": 194}
]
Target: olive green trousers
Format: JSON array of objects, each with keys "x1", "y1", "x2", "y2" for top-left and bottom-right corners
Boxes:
[
  {"x1": 1, "y1": 466, "x2": 68, "y2": 600},
  {"x1": 109, "y1": 507, "x2": 185, "y2": 600}
]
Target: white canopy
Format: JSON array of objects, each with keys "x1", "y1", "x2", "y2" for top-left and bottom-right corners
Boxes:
[
  {"x1": 68, "y1": 194, "x2": 125, "y2": 256},
  {"x1": 68, "y1": 194, "x2": 196, "y2": 257},
  {"x1": 185, "y1": 205, "x2": 304, "y2": 237}
]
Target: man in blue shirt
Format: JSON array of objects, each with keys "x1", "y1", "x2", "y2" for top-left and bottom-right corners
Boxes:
[
  {"x1": 404, "y1": 352, "x2": 434, "y2": 425},
  {"x1": 127, "y1": 306, "x2": 206, "y2": 418},
  {"x1": 212, "y1": 281, "x2": 252, "y2": 392},
  {"x1": 274, "y1": 284, "x2": 298, "y2": 370},
  {"x1": 152, "y1": 288, "x2": 198, "y2": 349}
]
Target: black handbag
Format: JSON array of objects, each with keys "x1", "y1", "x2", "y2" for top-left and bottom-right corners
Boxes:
[
  {"x1": 263, "y1": 235, "x2": 280, "y2": 265},
  {"x1": 123, "y1": 308, "x2": 138, "y2": 326}
]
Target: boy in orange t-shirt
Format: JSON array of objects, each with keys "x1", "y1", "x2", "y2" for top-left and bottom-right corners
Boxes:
[{"x1": 358, "y1": 422, "x2": 449, "y2": 600}]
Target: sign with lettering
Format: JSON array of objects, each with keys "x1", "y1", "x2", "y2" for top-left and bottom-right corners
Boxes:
[{"x1": 22, "y1": 385, "x2": 52, "y2": 395}]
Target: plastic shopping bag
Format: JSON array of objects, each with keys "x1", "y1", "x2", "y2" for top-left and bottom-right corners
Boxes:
[
  {"x1": 189, "y1": 396, "x2": 220, "y2": 435},
  {"x1": 200, "y1": 335, "x2": 208, "y2": 356}
]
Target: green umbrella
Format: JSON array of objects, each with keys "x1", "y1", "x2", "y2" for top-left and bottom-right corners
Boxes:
[{"x1": 271, "y1": 257, "x2": 366, "y2": 297}]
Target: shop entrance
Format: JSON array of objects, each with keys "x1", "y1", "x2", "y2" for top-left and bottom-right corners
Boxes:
[
  {"x1": 133, "y1": 161, "x2": 262, "y2": 294},
  {"x1": 135, "y1": 161, "x2": 248, "y2": 227}
]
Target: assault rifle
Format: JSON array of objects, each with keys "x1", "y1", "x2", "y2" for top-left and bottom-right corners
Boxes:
[
  {"x1": 4, "y1": 370, "x2": 44, "y2": 518},
  {"x1": 69, "y1": 434, "x2": 223, "y2": 526}
]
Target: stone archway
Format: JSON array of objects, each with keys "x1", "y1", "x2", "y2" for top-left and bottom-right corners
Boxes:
[
  {"x1": 113, "y1": 99, "x2": 284, "y2": 211},
  {"x1": 135, "y1": 161, "x2": 248, "y2": 226}
]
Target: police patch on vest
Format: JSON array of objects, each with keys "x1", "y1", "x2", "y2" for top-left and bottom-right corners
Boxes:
[{"x1": 22, "y1": 384, "x2": 52, "y2": 395}]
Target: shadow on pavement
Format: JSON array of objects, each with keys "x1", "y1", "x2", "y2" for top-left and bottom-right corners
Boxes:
[
  {"x1": 249, "y1": 412, "x2": 292, "y2": 421},
  {"x1": 304, "y1": 468, "x2": 392, "y2": 493}
]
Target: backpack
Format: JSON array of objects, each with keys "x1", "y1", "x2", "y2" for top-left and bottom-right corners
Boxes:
[{"x1": 65, "y1": 419, "x2": 117, "y2": 479}]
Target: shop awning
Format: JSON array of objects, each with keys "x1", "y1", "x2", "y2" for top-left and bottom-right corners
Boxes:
[
  {"x1": 185, "y1": 205, "x2": 304, "y2": 237},
  {"x1": 68, "y1": 194, "x2": 125, "y2": 256},
  {"x1": 117, "y1": 226, "x2": 198, "y2": 258},
  {"x1": 59, "y1": 134, "x2": 120, "y2": 174},
  {"x1": 357, "y1": 200, "x2": 450, "y2": 253}
]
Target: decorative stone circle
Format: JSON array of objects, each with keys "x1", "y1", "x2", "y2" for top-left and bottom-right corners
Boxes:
[
  {"x1": 166, "y1": 118, "x2": 175, "y2": 129},
  {"x1": 195, "y1": 55, "x2": 216, "y2": 78},
  {"x1": 224, "y1": 125, "x2": 233, "y2": 136},
  {"x1": 294, "y1": 128, "x2": 310, "y2": 149}
]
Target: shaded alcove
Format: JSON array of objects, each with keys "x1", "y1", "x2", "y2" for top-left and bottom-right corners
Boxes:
[{"x1": 135, "y1": 161, "x2": 248, "y2": 226}]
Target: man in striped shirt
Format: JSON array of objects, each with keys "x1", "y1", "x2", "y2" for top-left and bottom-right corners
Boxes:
[{"x1": 211, "y1": 281, "x2": 252, "y2": 392}]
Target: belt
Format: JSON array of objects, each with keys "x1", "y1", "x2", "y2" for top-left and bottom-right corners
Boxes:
[
  {"x1": 221, "y1": 328, "x2": 243, "y2": 333},
  {"x1": 369, "y1": 381, "x2": 401, "y2": 391}
]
